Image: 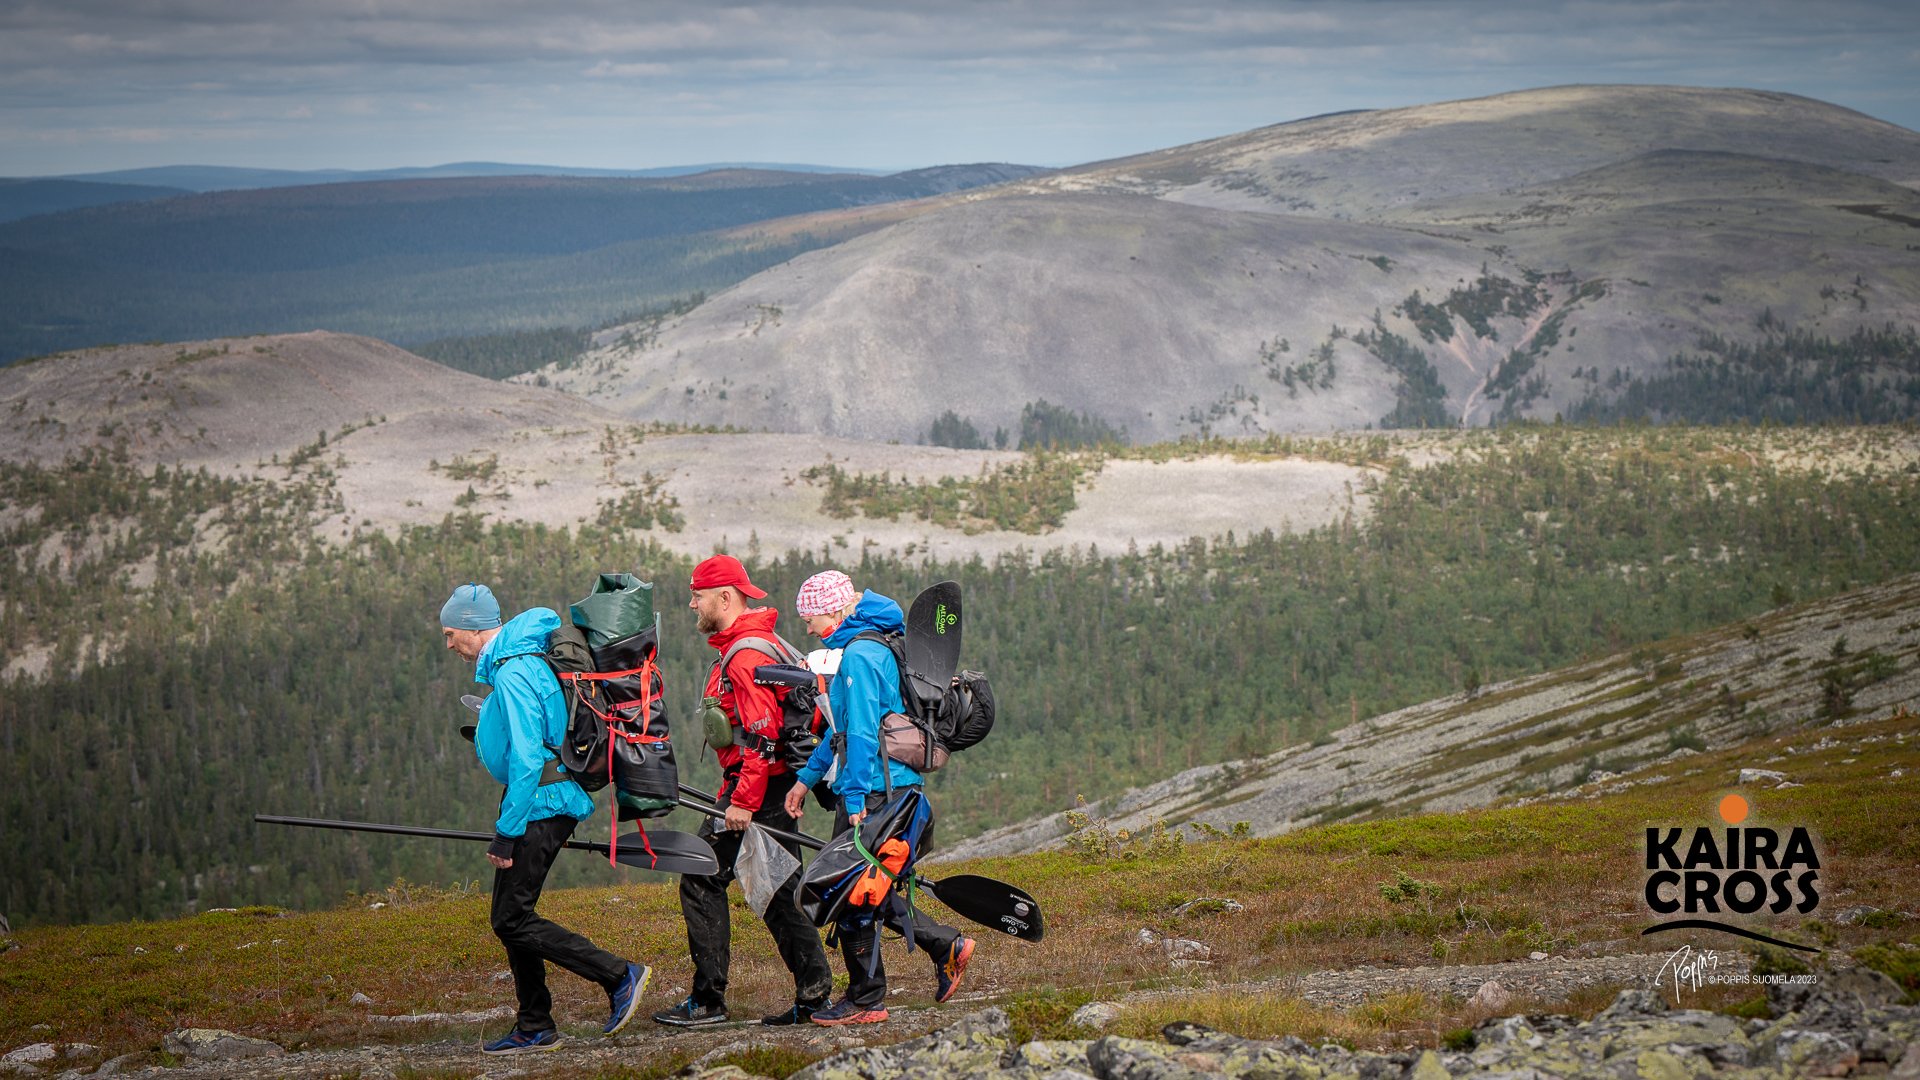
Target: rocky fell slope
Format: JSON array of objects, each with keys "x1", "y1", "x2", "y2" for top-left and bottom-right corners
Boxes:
[
  {"x1": 0, "y1": 331, "x2": 1369, "y2": 564},
  {"x1": 541, "y1": 86, "x2": 1920, "y2": 442},
  {"x1": 937, "y1": 569, "x2": 1920, "y2": 862}
]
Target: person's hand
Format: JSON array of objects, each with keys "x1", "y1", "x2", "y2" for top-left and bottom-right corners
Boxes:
[
  {"x1": 783, "y1": 782, "x2": 808, "y2": 819},
  {"x1": 724, "y1": 804, "x2": 752, "y2": 831},
  {"x1": 488, "y1": 853, "x2": 512, "y2": 869},
  {"x1": 849, "y1": 811, "x2": 866, "y2": 828}
]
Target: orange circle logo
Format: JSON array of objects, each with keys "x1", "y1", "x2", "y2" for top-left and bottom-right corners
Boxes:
[{"x1": 1719, "y1": 794, "x2": 1750, "y2": 824}]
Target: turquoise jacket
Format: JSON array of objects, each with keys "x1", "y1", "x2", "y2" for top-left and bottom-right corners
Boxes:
[
  {"x1": 795, "y1": 590, "x2": 923, "y2": 807},
  {"x1": 474, "y1": 607, "x2": 594, "y2": 837}
]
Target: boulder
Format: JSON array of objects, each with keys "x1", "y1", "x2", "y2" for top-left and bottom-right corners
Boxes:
[
  {"x1": 161, "y1": 1029, "x2": 285, "y2": 1060},
  {"x1": 1085, "y1": 1035, "x2": 1219, "y2": 1080},
  {"x1": 1594, "y1": 988, "x2": 1668, "y2": 1021},
  {"x1": 1758, "y1": 1028, "x2": 1862, "y2": 1077},
  {"x1": 1159, "y1": 1021, "x2": 1214, "y2": 1046},
  {"x1": 1469, "y1": 979, "x2": 1513, "y2": 1011},
  {"x1": 1007, "y1": 1039, "x2": 1094, "y2": 1073},
  {"x1": 1069, "y1": 1002, "x2": 1123, "y2": 1030},
  {"x1": 0, "y1": 1045, "x2": 54, "y2": 1064},
  {"x1": 791, "y1": 1007, "x2": 1010, "y2": 1080},
  {"x1": 1162, "y1": 939, "x2": 1211, "y2": 961}
]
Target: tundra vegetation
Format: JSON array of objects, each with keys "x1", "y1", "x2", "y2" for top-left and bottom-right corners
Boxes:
[
  {"x1": 0, "y1": 713, "x2": 1914, "y2": 1073},
  {"x1": 3, "y1": 424, "x2": 1917, "y2": 927}
]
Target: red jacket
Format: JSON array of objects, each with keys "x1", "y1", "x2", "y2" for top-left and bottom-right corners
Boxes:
[{"x1": 705, "y1": 607, "x2": 792, "y2": 812}]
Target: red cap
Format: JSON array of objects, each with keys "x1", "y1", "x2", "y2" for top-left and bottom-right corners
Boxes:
[{"x1": 690, "y1": 554, "x2": 767, "y2": 599}]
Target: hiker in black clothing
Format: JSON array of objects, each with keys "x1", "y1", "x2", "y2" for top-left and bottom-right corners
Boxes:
[
  {"x1": 654, "y1": 555, "x2": 833, "y2": 1028},
  {"x1": 438, "y1": 583, "x2": 650, "y2": 1055}
]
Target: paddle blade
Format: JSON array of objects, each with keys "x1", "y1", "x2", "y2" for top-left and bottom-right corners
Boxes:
[
  {"x1": 608, "y1": 830, "x2": 719, "y2": 876},
  {"x1": 904, "y1": 581, "x2": 963, "y2": 703},
  {"x1": 920, "y1": 873, "x2": 1044, "y2": 941}
]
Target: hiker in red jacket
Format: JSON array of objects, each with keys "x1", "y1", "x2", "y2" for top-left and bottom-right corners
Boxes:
[{"x1": 655, "y1": 554, "x2": 832, "y2": 1028}]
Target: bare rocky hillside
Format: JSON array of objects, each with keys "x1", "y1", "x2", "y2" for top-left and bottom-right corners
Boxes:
[
  {"x1": 935, "y1": 571, "x2": 1920, "y2": 862},
  {"x1": 0, "y1": 331, "x2": 621, "y2": 470},
  {"x1": 0, "y1": 331, "x2": 1370, "y2": 564},
  {"x1": 537, "y1": 85, "x2": 1920, "y2": 442}
]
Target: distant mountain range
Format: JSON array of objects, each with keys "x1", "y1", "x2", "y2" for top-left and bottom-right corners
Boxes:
[
  {"x1": 0, "y1": 161, "x2": 894, "y2": 225},
  {"x1": 538, "y1": 85, "x2": 1920, "y2": 439},
  {"x1": 49, "y1": 160, "x2": 885, "y2": 192},
  {"x1": 0, "y1": 163, "x2": 1047, "y2": 363}
]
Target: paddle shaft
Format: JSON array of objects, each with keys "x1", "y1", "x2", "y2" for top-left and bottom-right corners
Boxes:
[
  {"x1": 255, "y1": 813, "x2": 629, "y2": 852},
  {"x1": 252, "y1": 813, "x2": 716, "y2": 873},
  {"x1": 671, "y1": 789, "x2": 1043, "y2": 939},
  {"x1": 675, "y1": 787, "x2": 825, "y2": 845}
]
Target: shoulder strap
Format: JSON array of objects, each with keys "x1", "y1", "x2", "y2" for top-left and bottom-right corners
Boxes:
[
  {"x1": 848, "y1": 629, "x2": 905, "y2": 662},
  {"x1": 714, "y1": 633, "x2": 805, "y2": 693}
]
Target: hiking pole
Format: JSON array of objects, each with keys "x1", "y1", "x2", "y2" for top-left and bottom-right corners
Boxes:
[
  {"x1": 668, "y1": 796, "x2": 1045, "y2": 942},
  {"x1": 254, "y1": 813, "x2": 720, "y2": 876}
]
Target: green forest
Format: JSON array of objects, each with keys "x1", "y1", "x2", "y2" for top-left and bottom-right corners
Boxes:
[
  {"x1": 1567, "y1": 322, "x2": 1920, "y2": 424},
  {"x1": 4, "y1": 426, "x2": 1919, "y2": 926}
]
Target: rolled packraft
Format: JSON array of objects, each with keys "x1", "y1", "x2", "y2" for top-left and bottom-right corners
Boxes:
[
  {"x1": 798, "y1": 788, "x2": 932, "y2": 927},
  {"x1": 560, "y1": 574, "x2": 677, "y2": 821},
  {"x1": 591, "y1": 622, "x2": 676, "y2": 819}
]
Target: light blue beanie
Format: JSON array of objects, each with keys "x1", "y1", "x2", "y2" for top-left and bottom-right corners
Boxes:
[{"x1": 439, "y1": 582, "x2": 502, "y2": 630}]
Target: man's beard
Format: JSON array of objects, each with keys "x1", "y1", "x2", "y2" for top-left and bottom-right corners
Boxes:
[{"x1": 695, "y1": 610, "x2": 720, "y2": 635}]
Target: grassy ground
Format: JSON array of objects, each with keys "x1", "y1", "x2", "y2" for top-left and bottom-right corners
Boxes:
[{"x1": 3, "y1": 711, "x2": 1915, "y2": 1073}]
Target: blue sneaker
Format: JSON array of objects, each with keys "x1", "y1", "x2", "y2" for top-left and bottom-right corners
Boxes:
[
  {"x1": 481, "y1": 1028, "x2": 560, "y2": 1055},
  {"x1": 604, "y1": 962, "x2": 651, "y2": 1035}
]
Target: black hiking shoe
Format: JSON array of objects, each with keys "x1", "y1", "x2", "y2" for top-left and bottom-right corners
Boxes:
[
  {"x1": 761, "y1": 1000, "x2": 826, "y2": 1026},
  {"x1": 652, "y1": 997, "x2": 729, "y2": 1027}
]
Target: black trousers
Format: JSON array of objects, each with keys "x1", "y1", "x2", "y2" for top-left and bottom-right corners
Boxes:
[
  {"x1": 491, "y1": 815, "x2": 630, "y2": 1033},
  {"x1": 678, "y1": 800, "x2": 833, "y2": 1008},
  {"x1": 831, "y1": 789, "x2": 960, "y2": 1008}
]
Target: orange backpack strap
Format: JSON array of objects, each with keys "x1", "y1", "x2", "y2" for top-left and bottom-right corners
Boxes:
[{"x1": 844, "y1": 838, "x2": 911, "y2": 907}]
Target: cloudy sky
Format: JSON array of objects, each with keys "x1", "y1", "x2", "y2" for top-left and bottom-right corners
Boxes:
[{"x1": 3, "y1": 0, "x2": 1917, "y2": 176}]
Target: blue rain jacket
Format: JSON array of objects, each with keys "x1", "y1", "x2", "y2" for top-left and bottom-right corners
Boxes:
[
  {"x1": 474, "y1": 607, "x2": 594, "y2": 836},
  {"x1": 795, "y1": 590, "x2": 922, "y2": 806}
]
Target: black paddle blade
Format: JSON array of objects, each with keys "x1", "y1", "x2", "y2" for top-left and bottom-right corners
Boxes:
[
  {"x1": 905, "y1": 581, "x2": 963, "y2": 705},
  {"x1": 600, "y1": 829, "x2": 718, "y2": 875},
  {"x1": 919, "y1": 873, "x2": 1044, "y2": 942}
]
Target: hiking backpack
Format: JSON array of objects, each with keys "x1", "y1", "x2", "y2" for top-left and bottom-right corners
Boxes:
[
  {"x1": 710, "y1": 631, "x2": 827, "y2": 775},
  {"x1": 849, "y1": 630, "x2": 996, "y2": 772},
  {"x1": 506, "y1": 621, "x2": 676, "y2": 819}
]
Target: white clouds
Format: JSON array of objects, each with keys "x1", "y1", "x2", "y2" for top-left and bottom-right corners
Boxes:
[{"x1": 0, "y1": 0, "x2": 1915, "y2": 173}]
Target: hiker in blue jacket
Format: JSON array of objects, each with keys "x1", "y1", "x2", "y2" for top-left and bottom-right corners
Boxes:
[
  {"x1": 782, "y1": 570, "x2": 974, "y2": 1026},
  {"x1": 440, "y1": 583, "x2": 649, "y2": 1054}
]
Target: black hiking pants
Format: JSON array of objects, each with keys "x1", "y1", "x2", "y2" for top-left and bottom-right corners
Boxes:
[
  {"x1": 491, "y1": 814, "x2": 629, "y2": 1032},
  {"x1": 679, "y1": 799, "x2": 833, "y2": 1009},
  {"x1": 831, "y1": 788, "x2": 960, "y2": 1009}
]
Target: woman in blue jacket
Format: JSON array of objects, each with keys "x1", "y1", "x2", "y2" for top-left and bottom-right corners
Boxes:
[
  {"x1": 440, "y1": 583, "x2": 650, "y2": 1054},
  {"x1": 783, "y1": 571, "x2": 975, "y2": 1026}
]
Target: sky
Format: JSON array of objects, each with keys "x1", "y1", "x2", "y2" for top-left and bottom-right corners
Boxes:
[{"x1": 3, "y1": 0, "x2": 1917, "y2": 176}]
